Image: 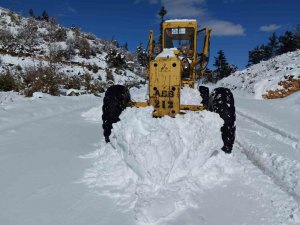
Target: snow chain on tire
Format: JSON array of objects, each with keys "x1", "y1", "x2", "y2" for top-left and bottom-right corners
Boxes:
[
  {"x1": 210, "y1": 87, "x2": 236, "y2": 153},
  {"x1": 199, "y1": 85, "x2": 210, "y2": 109}
]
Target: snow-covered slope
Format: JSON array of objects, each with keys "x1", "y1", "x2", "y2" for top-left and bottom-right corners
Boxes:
[
  {"x1": 0, "y1": 7, "x2": 145, "y2": 94},
  {"x1": 218, "y1": 50, "x2": 300, "y2": 99}
]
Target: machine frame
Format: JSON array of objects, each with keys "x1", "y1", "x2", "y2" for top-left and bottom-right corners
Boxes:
[{"x1": 132, "y1": 20, "x2": 212, "y2": 117}]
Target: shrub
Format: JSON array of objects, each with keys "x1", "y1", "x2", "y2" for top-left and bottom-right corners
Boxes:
[
  {"x1": 92, "y1": 63, "x2": 99, "y2": 73},
  {"x1": 0, "y1": 29, "x2": 15, "y2": 47},
  {"x1": 17, "y1": 18, "x2": 38, "y2": 51},
  {"x1": 105, "y1": 49, "x2": 126, "y2": 69},
  {"x1": 70, "y1": 25, "x2": 81, "y2": 37},
  {"x1": 87, "y1": 63, "x2": 99, "y2": 73},
  {"x1": 8, "y1": 10, "x2": 21, "y2": 25},
  {"x1": 90, "y1": 79, "x2": 106, "y2": 95},
  {"x1": 16, "y1": 65, "x2": 22, "y2": 71},
  {"x1": 86, "y1": 33, "x2": 96, "y2": 40},
  {"x1": 77, "y1": 38, "x2": 92, "y2": 59},
  {"x1": 65, "y1": 38, "x2": 76, "y2": 58},
  {"x1": 105, "y1": 68, "x2": 114, "y2": 82},
  {"x1": 86, "y1": 64, "x2": 93, "y2": 71},
  {"x1": 22, "y1": 63, "x2": 63, "y2": 97},
  {"x1": 64, "y1": 75, "x2": 81, "y2": 89},
  {"x1": 80, "y1": 72, "x2": 93, "y2": 91},
  {"x1": 0, "y1": 69, "x2": 20, "y2": 91},
  {"x1": 49, "y1": 44, "x2": 72, "y2": 62},
  {"x1": 52, "y1": 27, "x2": 67, "y2": 42}
]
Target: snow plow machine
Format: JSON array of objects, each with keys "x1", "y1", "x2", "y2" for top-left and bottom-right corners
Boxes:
[{"x1": 102, "y1": 19, "x2": 236, "y2": 153}]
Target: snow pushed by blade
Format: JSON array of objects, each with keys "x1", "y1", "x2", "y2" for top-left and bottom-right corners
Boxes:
[
  {"x1": 112, "y1": 107, "x2": 223, "y2": 184},
  {"x1": 81, "y1": 106, "x2": 242, "y2": 223},
  {"x1": 180, "y1": 86, "x2": 202, "y2": 105}
]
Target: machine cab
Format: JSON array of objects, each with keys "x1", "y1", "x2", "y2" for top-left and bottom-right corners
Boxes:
[
  {"x1": 161, "y1": 20, "x2": 211, "y2": 85},
  {"x1": 162, "y1": 20, "x2": 197, "y2": 59},
  {"x1": 164, "y1": 27, "x2": 195, "y2": 56}
]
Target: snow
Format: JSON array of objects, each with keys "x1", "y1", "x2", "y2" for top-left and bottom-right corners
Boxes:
[
  {"x1": 81, "y1": 106, "x2": 231, "y2": 223},
  {"x1": 180, "y1": 86, "x2": 202, "y2": 105},
  {"x1": 130, "y1": 85, "x2": 148, "y2": 102},
  {"x1": 129, "y1": 85, "x2": 202, "y2": 105},
  {"x1": 0, "y1": 6, "x2": 145, "y2": 87},
  {"x1": 79, "y1": 87, "x2": 300, "y2": 224},
  {"x1": 155, "y1": 48, "x2": 177, "y2": 59},
  {"x1": 1, "y1": 8, "x2": 300, "y2": 223},
  {"x1": 165, "y1": 19, "x2": 197, "y2": 23},
  {"x1": 219, "y1": 50, "x2": 300, "y2": 99},
  {"x1": 0, "y1": 54, "x2": 36, "y2": 69},
  {"x1": 31, "y1": 92, "x2": 45, "y2": 99},
  {"x1": 0, "y1": 93, "x2": 136, "y2": 225},
  {"x1": 1, "y1": 85, "x2": 300, "y2": 224}
]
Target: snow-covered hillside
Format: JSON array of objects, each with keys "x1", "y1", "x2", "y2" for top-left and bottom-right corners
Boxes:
[
  {"x1": 218, "y1": 50, "x2": 300, "y2": 99},
  {"x1": 0, "y1": 7, "x2": 145, "y2": 96}
]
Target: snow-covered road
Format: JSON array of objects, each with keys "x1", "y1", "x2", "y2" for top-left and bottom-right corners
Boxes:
[
  {"x1": 0, "y1": 91, "x2": 299, "y2": 225},
  {"x1": 235, "y1": 94, "x2": 300, "y2": 201},
  {"x1": 0, "y1": 94, "x2": 134, "y2": 225}
]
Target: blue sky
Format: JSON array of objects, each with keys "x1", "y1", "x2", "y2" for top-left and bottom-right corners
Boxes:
[{"x1": 1, "y1": 0, "x2": 299, "y2": 68}]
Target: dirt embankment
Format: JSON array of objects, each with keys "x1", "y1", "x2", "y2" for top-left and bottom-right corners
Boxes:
[{"x1": 263, "y1": 75, "x2": 300, "y2": 99}]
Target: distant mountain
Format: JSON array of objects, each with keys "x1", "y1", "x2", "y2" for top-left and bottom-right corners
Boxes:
[
  {"x1": 0, "y1": 7, "x2": 145, "y2": 96},
  {"x1": 218, "y1": 50, "x2": 300, "y2": 99}
]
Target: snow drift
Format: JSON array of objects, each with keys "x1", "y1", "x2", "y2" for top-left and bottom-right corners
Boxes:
[{"x1": 81, "y1": 105, "x2": 242, "y2": 223}]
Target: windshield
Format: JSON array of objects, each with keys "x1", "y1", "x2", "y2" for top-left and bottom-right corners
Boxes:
[{"x1": 164, "y1": 27, "x2": 195, "y2": 52}]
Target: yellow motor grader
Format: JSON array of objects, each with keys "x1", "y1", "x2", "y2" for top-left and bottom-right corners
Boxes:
[{"x1": 102, "y1": 19, "x2": 236, "y2": 153}]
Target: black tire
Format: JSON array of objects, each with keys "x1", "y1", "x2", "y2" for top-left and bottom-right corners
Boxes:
[
  {"x1": 199, "y1": 85, "x2": 210, "y2": 108},
  {"x1": 210, "y1": 87, "x2": 236, "y2": 154},
  {"x1": 102, "y1": 85, "x2": 131, "y2": 143}
]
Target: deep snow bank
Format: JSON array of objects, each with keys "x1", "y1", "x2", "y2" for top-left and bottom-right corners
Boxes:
[
  {"x1": 129, "y1": 85, "x2": 202, "y2": 105},
  {"x1": 81, "y1": 105, "x2": 242, "y2": 223}
]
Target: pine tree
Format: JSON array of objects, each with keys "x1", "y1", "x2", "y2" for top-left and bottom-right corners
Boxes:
[
  {"x1": 278, "y1": 31, "x2": 297, "y2": 54},
  {"x1": 42, "y1": 10, "x2": 49, "y2": 22},
  {"x1": 136, "y1": 42, "x2": 148, "y2": 67},
  {"x1": 247, "y1": 45, "x2": 266, "y2": 67},
  {"x1": 229, "y1": 64, "x2": 238, "y2": 74},
  {"x1": 158, "y1": 6, "x2": 167, "y2": 47},
  {"x1": 123, "y1": 42, "x2": 128, "y2": 51},
  {"x1": 247, "y1": 27, "x2": 300, "y2": 68},
  {"x1": 295, "y1": 24, "x2": 300, "y2": 49},
  {"x1": 265, "y1": 33, "x2": 279, "y2": 59},
  {"x1": 204, "y1": 68, "x2": 215, "y2": 83},
  {"x1": 29, "y1": 9, "x2": 35, "y2": 18},
  {"x1": 213, "y1": 50, "x2": 234, "y2": 80}
]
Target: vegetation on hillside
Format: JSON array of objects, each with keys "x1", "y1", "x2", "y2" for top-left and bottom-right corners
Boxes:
[{"x1": 0, "y1": 8, "x2": 145, "y2": 96}]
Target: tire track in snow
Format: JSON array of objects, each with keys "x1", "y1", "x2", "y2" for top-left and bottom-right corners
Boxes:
[
  {"x1": 236, "y1": 140, "x2": 300, "y2": 203},
  {"x1": 236, "y1": 110, "x2": 300, "y2": 150}
]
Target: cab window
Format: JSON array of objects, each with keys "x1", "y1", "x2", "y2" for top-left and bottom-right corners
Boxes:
[{"x1": 164, "y1": 27, "x2": 195, "y2": 52}]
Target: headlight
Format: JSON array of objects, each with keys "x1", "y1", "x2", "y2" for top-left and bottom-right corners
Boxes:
[
  {"x1": 180, "y1": 45, "x2": 189, "y2": 55},
  {"x1": 182, "y1": 58, "x2": 190, "y2": 70},
  {"x1": 181, "y1": 58, "x2": 191, "y2": 79}
]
